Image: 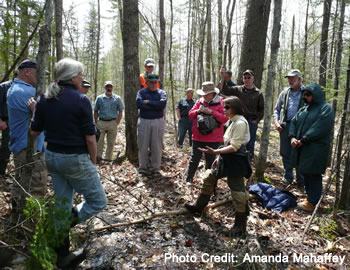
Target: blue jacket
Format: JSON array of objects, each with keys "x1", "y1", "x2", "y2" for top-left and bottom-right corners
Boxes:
[
  {"x1": 136, "y1": 87, "x2": 167, "y2": 119},
  {"x1": 7, "y1": 78, "x2": 44, "y2": 154},
  {"x1": 249, "y1": 183, "x2": 297, "y2": 212}
]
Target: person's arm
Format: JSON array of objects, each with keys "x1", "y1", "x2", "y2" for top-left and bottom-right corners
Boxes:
[
  {"x1": 136, "y1": 90, "x2": 152, "y2": 110},
  {"x1": 199, "y1": 145, "x2": 235, "y2": 155},
  {"x1": 188, "y1": 100, "x2": 201, "y2": 120},
  {"x1": 148, "y1": 90, "x2": 167, "y2": 109},
  {"x1": 256, "y1": 92, "x2": 265, "y2": 123},
  {"x1": 211, "y1": 101, "x2": 229, "y2": 124},
  {"x1": 0, "y1": 119, "x2": 7, "y2": 131},
  {"x1": 176, "y1": 108, "x2": 181, "y2": 120},
  {"x1": 85, "y1": 135, "x2": 97, "y2": 164},
  {"x1": 116, "y1": 110, "x2": 123, "y2": 125},
  {"x1": 94, "y1": 110, "x2": 99, "y2": 123}
]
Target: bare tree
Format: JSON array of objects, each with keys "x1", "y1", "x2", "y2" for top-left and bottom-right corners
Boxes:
[
  {"x1": 290, "y1": 15, "x2": 295, "y2": 68},
  {"x1": 205, "y1": 0, "x2": 212, "y2": 81},
  {"x1": 169, "y1": 0, "x2": 177, "y2": 141},
  {"x1": 121, "y1": 0, "x2": 139, "y2": 161},
  {"x1": 301, "y1": 0, "x2": 310, "y2": 73},
  {"x1": 159, "y1": 0, "x2": 166, "y2": 84},
  {"x1": 255, "y1": 0, "x2": 282, "y2": 180},
  {"x1": 94, "y1": 0, "x2": 101, "y2": 101},
  {"x1": 319, "y1": 0, "x2": 332, "y2": 87},
  {"x1": 237, "y1": 0, "x2": 271, "y2": 88},
  {"x1": 55, "y1": 0, "x2": 63, "y2": 61}
]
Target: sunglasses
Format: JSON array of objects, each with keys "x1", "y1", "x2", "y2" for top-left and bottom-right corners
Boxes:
[
  {"x1": 303, "y1": 92, "x2": 312, "y2": 97},
  {"x1": 224, "y1": 105, "x2": 231, "y2": 110}
]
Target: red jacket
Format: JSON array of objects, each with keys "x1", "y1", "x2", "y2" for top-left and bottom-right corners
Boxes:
[{"x1": 189, "y1": 95, "x2": 228, "y2": 142}]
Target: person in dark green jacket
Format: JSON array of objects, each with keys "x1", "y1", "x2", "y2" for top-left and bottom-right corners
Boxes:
[{"x1": 289, "y1": 83, "x2": 334, "y2": 212}]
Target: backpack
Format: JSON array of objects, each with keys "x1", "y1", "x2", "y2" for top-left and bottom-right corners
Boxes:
[{"x1": 197, "y1": 113, "x2": 220, "y2": 135}]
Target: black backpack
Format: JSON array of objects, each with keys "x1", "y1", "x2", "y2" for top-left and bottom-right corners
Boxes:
[{"x1": 197, "y1": 113, "x2": 220, "y2": 135}]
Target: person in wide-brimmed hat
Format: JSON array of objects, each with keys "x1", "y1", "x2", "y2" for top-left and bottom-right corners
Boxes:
[{"x1": 184, "y1": 81, "x2": 228, "y2": 184}]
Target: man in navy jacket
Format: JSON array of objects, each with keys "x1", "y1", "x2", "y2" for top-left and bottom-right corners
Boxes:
[{"x1": 136, "y1": 74, "x2": 167, "y2": 176}]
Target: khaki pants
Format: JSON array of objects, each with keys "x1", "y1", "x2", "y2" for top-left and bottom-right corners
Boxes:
[
  {"x1": 12, "y1": 149, "x2": 48, "y2": 211},
  {"x1": 97, "y1": 120, "x2": 118, "y2": 160},
  {"x1": 201, "y1": 169, "x2": 249, "y2": 213}
]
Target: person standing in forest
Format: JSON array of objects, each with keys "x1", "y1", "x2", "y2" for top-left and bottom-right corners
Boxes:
[
  {"x1": 289, "y1": 83, "x2": 334, "y2": 212},
  {"x1": 140, "y1": 58, "x2": 161, "y2": 89},
  {"x1": 94, "y1": 81, "x2": 124, "y2": 162},
  {"x1": 176, "y1": 88, "x2": 195, "y2": 148},
  {"x1": 0, "y1": 69, "x2": 18, "y2": 176},
  {"x1": 30, "y1": 58, "x2": 107, "y2": 268},
  {"x1": 217, "y1": 69, "x2": 236, "y2": 92},
  {"x1": 7, "y1": 59, "x2": 47, "y2": 214},
  {"x1": 136, "y1": 74, "x2": 167, "y2": 176},
  {"x1": 185, "y1": 82, "x2": 228, "y2": 184},
  {"x1": 220, "y1": 68, "x2": 264, "y2": 162},
  {"x1": 80, "y1": 79, "x2": 91, "y2": 95},
  {"x1": 273, "y1": 69, "x2": 305, "y2": 189}
]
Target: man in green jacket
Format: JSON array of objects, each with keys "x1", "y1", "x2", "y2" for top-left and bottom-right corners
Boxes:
[{"x1": 289, "y1": 83, "x2": 334, "y2": 212}]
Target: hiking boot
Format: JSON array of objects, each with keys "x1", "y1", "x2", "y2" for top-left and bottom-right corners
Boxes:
[
  {"x1": 185, "y1": 194, "x2": 211, "y2": 214},
  {"x1": 57, "y1": 248, "x2": 86, "y2": 269},
  {"x1": 297, "y1": 200, "x2": 315, "y2": 212}
]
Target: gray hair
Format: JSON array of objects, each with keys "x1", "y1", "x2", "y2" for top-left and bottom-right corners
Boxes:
[{"x1": 44, "y1": 58, "x2": 84, "y2": 99}]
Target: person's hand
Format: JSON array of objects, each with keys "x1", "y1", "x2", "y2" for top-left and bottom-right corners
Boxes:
[
  {"x1": 27, "y1": 97, "x2": 36, "y2": 113},
  {"x1": 198, "y1": 146, "x2": 216, "y2": 154},
  {"x1": 201, "y1": 107, "x2": 212, "y2": 115},
  {"x1": 274, "y1": 121, "x2": 284, "y2": 132},
  {"x1": 211, "y1": 157, "x2": 219, "y2": 168},
  {"x1": 0, "y1": 119, "x2": 7, "y2": 131},
  {"x1": 220, "y1": 67, "x2": 226, "y2": 76},
  {"x1": 251, "y1": 120, "x2": 258, "y2": 125},
  {"x1": 143, "y1": 99, "x2": 150, "y2": 104},
  {"x1": 291, "y1": 138, "x2": 302, "y2": 148}
]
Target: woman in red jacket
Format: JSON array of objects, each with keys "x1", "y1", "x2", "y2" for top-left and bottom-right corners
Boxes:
[{"x1": 186, "y1": 81, "x2": 228, "y2": 183}]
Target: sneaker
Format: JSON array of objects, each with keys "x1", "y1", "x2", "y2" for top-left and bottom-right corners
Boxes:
[
  {"x1": 186, "y1": 178, "x2": 193, "y2": 185},
  {"x1": 297, "y1": 200, "x2": 315, "y2": 212}
]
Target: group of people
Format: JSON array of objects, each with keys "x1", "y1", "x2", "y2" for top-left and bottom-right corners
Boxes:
[{"x1": 0, "y1": 55, "x2": 335, "y2": 266}]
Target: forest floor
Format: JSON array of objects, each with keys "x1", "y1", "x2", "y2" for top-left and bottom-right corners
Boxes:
[{"x1": 0, "y1": 121, "x2": 349, "y2": 270}]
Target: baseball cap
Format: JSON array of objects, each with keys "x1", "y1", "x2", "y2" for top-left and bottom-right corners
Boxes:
[
  {"x1": 284, "y1": 69, "x2": 302, "y2": 78},
  {"x1": 82, "y1": 80, "x2": 91, "y2": 87},
  {"x1": 144, "y1": 58, "x2": 155, "y2": 67},
  {"x1": 18, "y1": 59, "x2": 37, "y2": 69},
  {"x1": 146, "y1": 74, "x2": 159, "y2": 81},
  {"x1": 104, "y1": 81, "x2": 113, "y2": 87},
  {"x1": 243, "y1": 69, "x2": 254, "y2": 76}
]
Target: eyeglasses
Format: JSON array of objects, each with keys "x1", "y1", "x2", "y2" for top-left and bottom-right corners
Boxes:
[
  {"x1": 243, "y1": 77, "x2": 251, "y2": 80},
  {"x1": 224, "y1": 105, "x2": 231, "y2": 110},
  {"x1": 303, "y1": 92, "x2": 312, "y2": 97}
]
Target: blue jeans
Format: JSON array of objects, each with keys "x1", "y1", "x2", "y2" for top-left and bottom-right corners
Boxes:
[
  {"x1": 45, "y1": 150, "x2": 107, "y2": 222},
  {"x1": 178, "y1": 118, "x2": 193, "y2": 146},
  {"x1": 303, "y1": 174, "x2": 322, "y2": 205},
  {"x1": 247, "y1": 120, "x2": 258, "y2": 161},
  {"x1": 280, "y1": 122, "x2": 304, "y2": 185}
]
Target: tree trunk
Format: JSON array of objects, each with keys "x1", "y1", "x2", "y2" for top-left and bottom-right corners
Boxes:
[
  {"x1": 329, "y1": 0, "x2": 345, "y2": 166},
  {"x1": 237, "y1": 0, "x2": 271, "y2": 88},
  {"x1": 17, "y1": 0, "x2": 53, "y2": 213},
  {"x1": 217, "y1": 0, "x2": 223, "y2": 70},
  {"x1": 334, "y1": 49, "x2": 350, "y2": 216},
  {"x1": 301, "y1": 0, "x2": 310, "y2": 73},
  {"x1": 122, "y1": 0, "x2": 139, "y2": 161},
  {"x1": 55, "y1": 0, "x2": 63, "y2": 61},
  {"x1": 255, "y1": 0, "x2": 282, "y2": 180},
  {"x1": 159, "y1": 0, "x2": 166, "y2": 84},
  {"x1": 198, "y1": 1, "x2": 206, "y2": 86},
  {"x1": 327, "y1": 0, "x2": 339, "y2": 83},
  {"x1": 339, "y1": 133, "x2": 350, "y2": 210},
  {"x1": 185, "y1": 0, "x2": 192, "y2": 86},
  {"x1": 94, "y1": 0, "x2": 101, "y2": 101},
  {"x1": 223, "y1": 0, "x2": 235, "y2": 69},
  {"x1": 19, "y1": 2, "x2": 29, "y2": 59},
  {"x1": 290, "y1": 15, "x2": 295, "y2": 68},
  {"x1": 205, "y1": 0, "x2": 212, "y2": 81},
  {"x1": 319, "y1": 0, "x2": 332, "y2": 87},
  {"x1": 169, "y1": 0, "x2": 177, "y2": 142}
]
